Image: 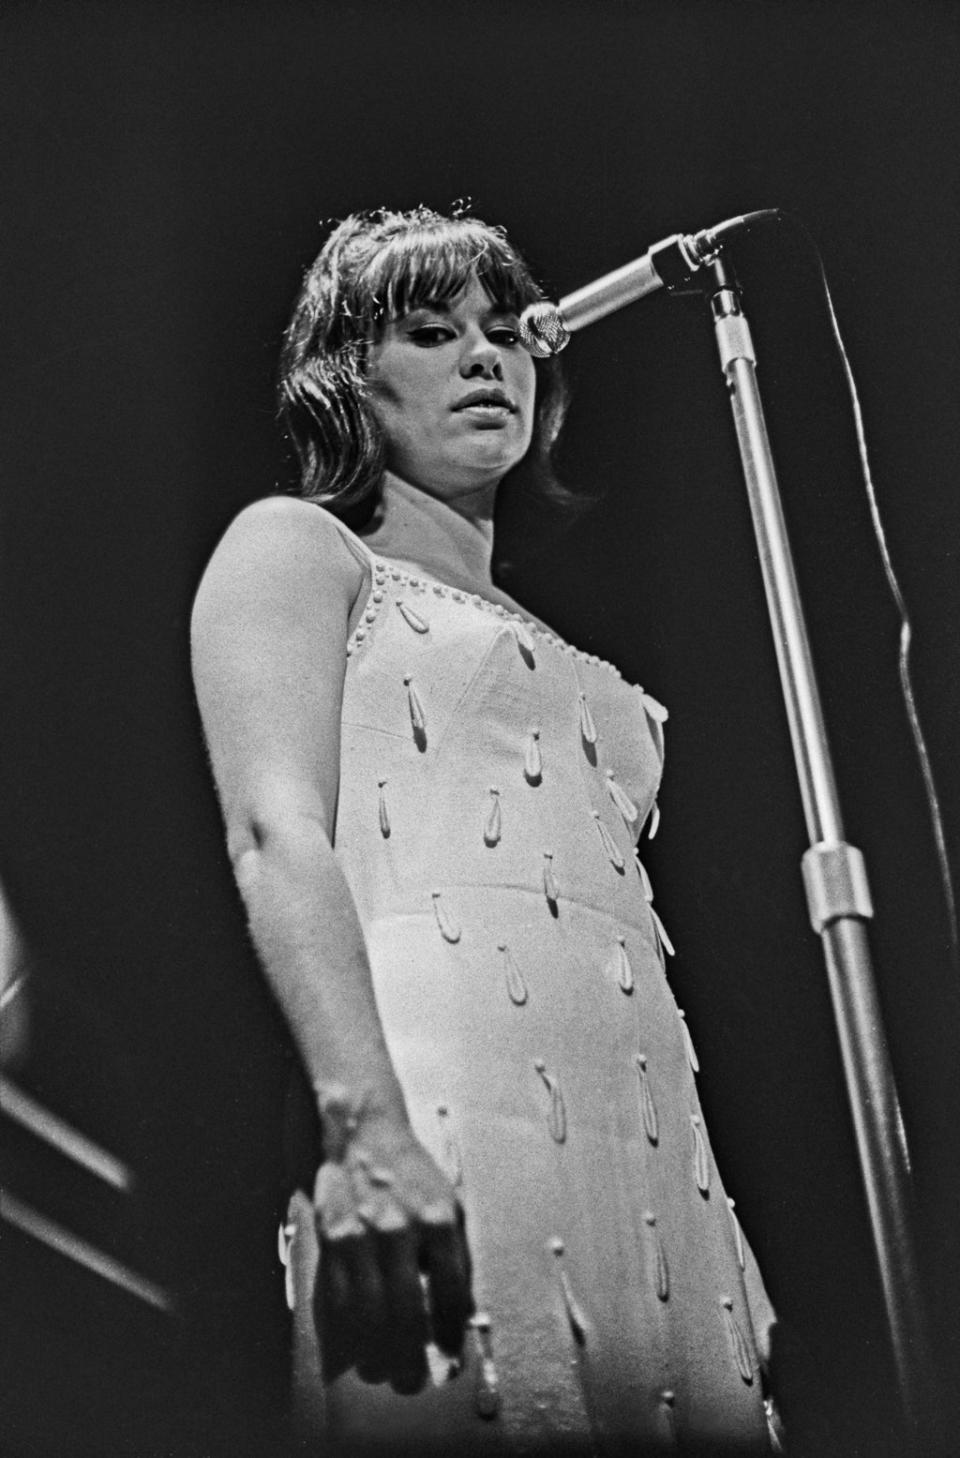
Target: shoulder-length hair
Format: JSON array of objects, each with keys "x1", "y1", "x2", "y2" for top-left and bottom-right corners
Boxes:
[{"x1": 277, "y1": 206, "x2": 572, "y2": 520}]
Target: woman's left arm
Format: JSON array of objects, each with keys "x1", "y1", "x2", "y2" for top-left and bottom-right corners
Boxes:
[{"x1": 190, "y1": 497, "x2": 473, "y2": 1391}]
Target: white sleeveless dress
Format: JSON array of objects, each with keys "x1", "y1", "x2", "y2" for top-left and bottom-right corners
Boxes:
[{"x1": 282, "y1": 521, "x2": 779, "y2": 1456}]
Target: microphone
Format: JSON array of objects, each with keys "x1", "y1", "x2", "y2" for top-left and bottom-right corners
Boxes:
[{"x1": 520, "y1": 209, "x2": 782, "y2": 355}]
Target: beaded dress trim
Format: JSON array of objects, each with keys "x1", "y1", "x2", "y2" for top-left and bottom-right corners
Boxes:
[{"x1": 346, "y1": 556, "x2": 625, "y2": 682}]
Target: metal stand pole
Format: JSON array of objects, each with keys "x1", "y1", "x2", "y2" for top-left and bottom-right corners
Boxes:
[{"x1": 703, "y1": 254, "x2": 933, "y2": 1447}]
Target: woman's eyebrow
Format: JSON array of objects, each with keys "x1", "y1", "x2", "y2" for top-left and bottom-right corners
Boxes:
[
  {"x1": 403, "y1": 299, "x2": 453, "y2": 316},
  {"x1": 403, "y1": 299, "x2": 517, "y2": 320}
]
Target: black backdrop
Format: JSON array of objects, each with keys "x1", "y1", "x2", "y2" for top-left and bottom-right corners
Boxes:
[{"x1": 2, "y1": 3, "x2": 959, "y2": 1455}]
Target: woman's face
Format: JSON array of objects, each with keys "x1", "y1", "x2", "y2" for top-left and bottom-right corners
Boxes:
[{"x1": 366, "y1": 273, "x2": 536, "y2": 504}]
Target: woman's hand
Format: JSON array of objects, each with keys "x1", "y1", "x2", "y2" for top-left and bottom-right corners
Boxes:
[{"x1": 313, "y1": 1088, "x2": 474, "y2": 1394}]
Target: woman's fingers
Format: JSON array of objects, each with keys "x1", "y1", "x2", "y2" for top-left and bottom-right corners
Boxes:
[
  {"x1": 376, "y1": 1225, "x2": 430, "y2": 1393},
  {"x1": 318, "y1": 1225, "x2": 433, "y2": 1393},
  {"x1": 315, "y1": 1237, "x2": 355, "y2": 1382},
  {"x1": 315, "y1": 1161, "x2": 381, "y2": 1379},
  {"x1": 419, "y1": 1209, "x2": 474, "y2": 1357},
  {"x1": 312, "y1": 1139, "x2": 475, "y2": 1388},
  {"x1": 344, "y1": 1232, "x2": 390, "y2": 1334}
]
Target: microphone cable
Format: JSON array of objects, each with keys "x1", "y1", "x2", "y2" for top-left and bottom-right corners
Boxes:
[{"x1": 750, "y1": 212, "x2": 959, "y2": 973}]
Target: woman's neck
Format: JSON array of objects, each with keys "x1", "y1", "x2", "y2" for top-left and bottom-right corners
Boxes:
[{"x1": 359, "y1": 470, "x2": 497, "y2": 591}]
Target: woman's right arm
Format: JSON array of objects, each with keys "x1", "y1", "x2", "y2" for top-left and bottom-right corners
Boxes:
[{"x1": 190, "y1": 496, "x2": 472, "y2": 1392}]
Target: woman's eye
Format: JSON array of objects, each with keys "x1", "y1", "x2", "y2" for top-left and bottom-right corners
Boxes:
[
  {"x1": 408, "y1": 326, "x2": 454, "y2": 345},
  {"x1": 488, "y1": 327, "x2": 520, "y2": 346}
]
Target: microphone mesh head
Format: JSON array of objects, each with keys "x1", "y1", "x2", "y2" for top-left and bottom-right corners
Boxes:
[{"x1": 519, "y1": 302, "x2": 570, "y2": 357}]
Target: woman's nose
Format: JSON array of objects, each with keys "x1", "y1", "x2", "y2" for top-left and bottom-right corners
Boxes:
[{"x1": 460, "y1": 333, "x2": 503, "y2": 380}]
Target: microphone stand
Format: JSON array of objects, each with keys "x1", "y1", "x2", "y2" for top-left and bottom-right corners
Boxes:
[{"x1": 701, "y1": 252, "x2": 933, "y2": 1448}]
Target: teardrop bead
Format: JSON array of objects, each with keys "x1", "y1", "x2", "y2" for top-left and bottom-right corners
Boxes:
[
  {"x1": 559, "y1": 1268, "x2": 588, "y2": 1345},
  {"x1": 397, "y1": 600, "x2": 430, "y2": 634},
  {"x1": 593, "y1": 812, "x2": 625, "y2": 871},
  {"x1": 608, "y1": 936, "x2": 634, "y2": 994},
  {"x1": 534, "y1": 1059, "x2": 567, "y2": 1143},
  {"x1": 647, "y1": 800, "x2": 661, "y2": 839},
  {"x1": 475, "y1": 1363, "x2": 501, "y2": 1419},
  {"x1": 550, "y1": 1238, "x2": 588, "y2": 1344},
  {"x1": 470, "y1": 1314, "x2": 501, "y2": 1418},
  {"x1": 499, "y1": 942, "x2": 528, "y2": 1005},
  {"x1": 404, "y1": 673, "x2": 427, "y2": 746},
  {"x1": 509, "y1": 618, "x2": 536, "y2": 660},
  {"x1": 766, "y1": 1397, "x2": 788, "y2": 1453},
  {"x1": 659, "y1": 1390, "x2": 678, "y2": 1445},
  {"x1": 524, "y1": 729, "x2": 543, "y2": 785},
  {"x1": 644, "y1": 1212, "x2": 670, "y2": 1302},
  {"x1": 377, "y1": 778, "x2": 390, "y2": 838},
  {"x1": 721, "y1": 1297, "x2": 755, "y2": 1384},
  {"x1": 641, "y1": 690, "x2": 669, "y2": 723},
  {"x1": 635, "y1": 855, "x2": 654, "y2": 903},
  {"x1": 606, "y1": 770, "x2": 639, "y2": 823},
  {"x1": 548, "y1": 1083, "x2": 567, "y2": 1144},
  {"x1": 483, "y1": 788, "x2": 502, "y2": 847},
  {"x1": 727, "y1": 1197, "x2": 746, "y2": 1271},
  {"x1": 542, "y1": 852, "x2": 560, "y2": 907},
  {"x1": 578, "y1": 692, "x2": 598, "y2": 746},
  {"x1": 691, "y1": 1114, "x2": 710, "y2": 1194},
  {"x1": 280, "y1": 1222, "x2": 297, "y2": 1312},
  {"x1": 432, "y1": 891, "x2": 461, "y2": 944},
  {"x1": 651, "y1": 907, "x2": 675, "y2": 956},
  {"x1": 437, "y1": 1105, "x2": 464, "y2": 1189},
  {"x1": 678, "y1": 1010, "x2": 699, "y2": 1071},
  {"x1": 635, "y1": 1055, "x2": 659, "y2": 1145}
]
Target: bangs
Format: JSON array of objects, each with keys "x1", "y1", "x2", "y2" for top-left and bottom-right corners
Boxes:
[{"x1": 355, "y1": 222, "x2": 543, "y2": 325}]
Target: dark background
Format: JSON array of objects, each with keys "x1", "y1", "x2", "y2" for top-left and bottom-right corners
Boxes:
[{"x1": 2, "y1": 2, "x2": 959, "y2": 1454}]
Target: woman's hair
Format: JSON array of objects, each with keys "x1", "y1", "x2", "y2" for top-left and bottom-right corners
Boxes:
[{"x1": 277, "y1": 206, "x2": 571, "y2": 519}]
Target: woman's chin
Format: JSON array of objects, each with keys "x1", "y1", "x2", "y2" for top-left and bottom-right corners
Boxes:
[
  {"x1": 394, "y1": 448, "x2": 523, "y2": 499},
  {"x1": 458, "y1": 439, "x2": 526, "y2": 480}
]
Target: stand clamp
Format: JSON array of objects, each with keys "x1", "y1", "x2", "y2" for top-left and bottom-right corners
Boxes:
[{"x1": 802, "y1": 841, "x2": 874, "y2": 934}]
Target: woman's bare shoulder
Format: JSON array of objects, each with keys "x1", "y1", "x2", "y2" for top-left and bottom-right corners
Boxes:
[
  {"x1": 208, "y1": 496, "x2": 362, "y2": 573},
  {"x1": 194, "y1": 497, "x2": 366, "y2": 615}
]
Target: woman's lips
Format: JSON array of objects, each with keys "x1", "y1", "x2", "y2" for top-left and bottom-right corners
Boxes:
[
  {"x1": 453, "y1": 390, "x2": 517, "y2": 412},
  {"x1": 454, "y1": 402, "x2": 515, "y2": 425}
]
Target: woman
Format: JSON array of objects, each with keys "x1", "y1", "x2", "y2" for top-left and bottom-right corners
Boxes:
[{"x1": 191, "y1": 207, "x2": 781, "y2": 1455}]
